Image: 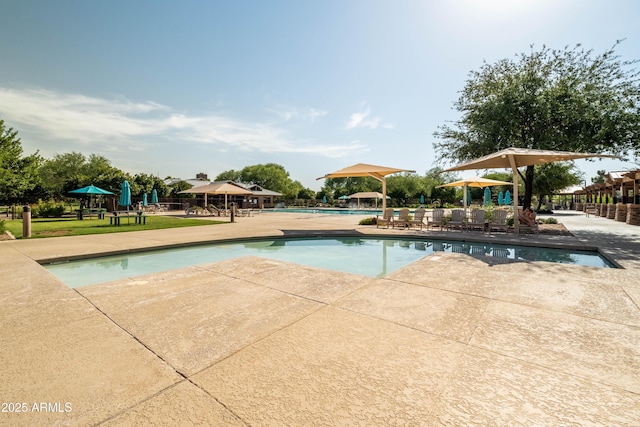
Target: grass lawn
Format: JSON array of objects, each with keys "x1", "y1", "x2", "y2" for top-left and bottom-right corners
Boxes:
[{"x1": 3, "y1": 216, "x2": 227, "y2": 239}]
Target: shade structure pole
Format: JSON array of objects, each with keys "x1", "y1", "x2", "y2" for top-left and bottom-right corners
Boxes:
[
  {"x1": 508, "y1": 154, "x2": 519, "y2": 234},
  {"x1": 463, "y1": 183, "x2": 468, "y2": 215},
  {"x1": 381, "y1": 178, "x2": 387, "y2": 211}
]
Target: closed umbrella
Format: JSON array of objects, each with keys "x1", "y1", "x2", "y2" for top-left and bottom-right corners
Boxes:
[
  {"x1": 151, "y1": 189, "x2": 158, "y2": 204},
  {"x1": 420, "y1": 194, "x2": 425, "y2": 204},
  {"x1": 498, "y1": 191, "x2": 504, "y2": 205},
  {"x1": 143, "y1": 193, "x2": 148, "y2": 207},
  {"x1": 119, "y1": 180, "x2": 132, "y2": 213},
  {"x1": 322, "y1": 196, "x2": 327, "y2": 204},
  {"x1": 483, "y1": 187, "x2": 492, "y2": 206},
  {"x1": 505, "y1": 190, "x2": 511, "y2": 205}
]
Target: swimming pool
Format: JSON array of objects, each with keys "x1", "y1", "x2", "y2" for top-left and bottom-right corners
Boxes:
[
  {"x1": 267, "y1": 208, "x2": 383, "y2": 215},
  {"x1": 44, "y1": 237, "x2": 615, "y2": 288}
]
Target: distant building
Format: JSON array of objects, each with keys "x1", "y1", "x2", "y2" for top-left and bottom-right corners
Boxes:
[
  {"x1": 234, "y1": 182, "x2": 283, "y2": 208},
  {"x1": 164, "y1": 172, "x2": 211, "y2": 188}
]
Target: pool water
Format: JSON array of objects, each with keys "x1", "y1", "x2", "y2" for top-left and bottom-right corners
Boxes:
[
  {"x1": 44, "y1": 237, "x2": 615, "y2": 288},
  {"x1": 267, "y1": 208, "x2": 383, "y2": 215}
]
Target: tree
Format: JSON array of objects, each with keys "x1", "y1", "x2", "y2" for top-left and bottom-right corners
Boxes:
[
  {"x1": 532, "y1": 162, "x2": 580, "y2": 210},
  {"x1": 214, "y1": 169, "x2": 242, "y2": 182},
  {"x1": 591, "y1": 169, "x2": 606, "y2": 184},
  {"x1": 0, "y1": 120, "x2": 42, "y2": 204},
  {"x1": 434, "y1": 42, "x2": 640, "y2": 208}
]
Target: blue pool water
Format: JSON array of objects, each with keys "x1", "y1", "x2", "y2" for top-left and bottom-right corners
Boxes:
[
  {"x1": 267, "y1": 208, "x2": 383, "y2": 215},
  {"x1": 44, "y1": 237, "x2": 615, "y2": 288}
]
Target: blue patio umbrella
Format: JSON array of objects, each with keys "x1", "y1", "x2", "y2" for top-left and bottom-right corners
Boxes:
[
  {"x1": 498, "y1": 191, "x2": 504, "y2": 205},
  {"x1": 143, "y1": 193, "x2": 148, "y2": 207},
  {"x1": 420, "y1": 194, "x2": 425, "y2": 204},
  {"x1": 483, "y1": 187, "x2": 492, "y2": 206},
  {"x1": 505, "y1": 190, "x2": 511, "y2": 205},
  {"x1": 69, "y1": 184, "x2": 114, "y2": 209},
  {"x1": 69, "y1": 184, "x2": 114, "y2": 195},
  {"x1": 151, "y1": 189, "x2": 158, "y2": 204},
  {"x1": 322, "y1": 195, "x2": 327, "y2": 204}
]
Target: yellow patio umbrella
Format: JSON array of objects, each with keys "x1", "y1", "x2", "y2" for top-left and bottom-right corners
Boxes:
[
  {"x1": 179, "y1": 181, "x2": 252, "y2": 209},
  {"x1": 317, "y1": 163, "x2": 415, "y2": 210},
  {"x1": 442, "y1": 148, "x2": 618, "y2": 232},
  {"x1": 437, "y1": 177, "x2": 512, "y2": 214}
]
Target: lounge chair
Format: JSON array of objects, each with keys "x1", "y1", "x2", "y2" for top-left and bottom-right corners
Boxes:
[
  {"x1": 447, "y1": 209, "x2": 465, "y2": 231},
  {"x1": 392, "y1": 208, "x2": 410, "y2": 229},
  {"x1": 519, "y1": 221, "x2": 539, "y2": 234},
  {"x1": 467, "y1": 209, "x2": 486, "y2": 232},
  {"x1": 427, "y1": 208, "x2": 445, "y2": 230},
  {"x1": 408, "y1": 207, "x2": 426, "y2": 230},
  {"x1": 488, "y1": 209, "x2": 509, "y2": 233},
  {"x1": 376, "y1": 208, "x2": 394, "y2": 229}
]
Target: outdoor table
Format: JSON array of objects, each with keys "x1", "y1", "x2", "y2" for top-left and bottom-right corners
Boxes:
[{"x1": 76, "y1": 208, "x2": 106, "y2": 220}]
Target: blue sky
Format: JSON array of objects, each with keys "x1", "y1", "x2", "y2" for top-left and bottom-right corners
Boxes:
[{"x1": 1, "y1": 0, "x2": 639, "y2": 190}]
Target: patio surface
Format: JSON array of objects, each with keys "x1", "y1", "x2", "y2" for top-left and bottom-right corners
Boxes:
[{"x1": 1, "y1": 210, "x2": 639, "y2": 426}]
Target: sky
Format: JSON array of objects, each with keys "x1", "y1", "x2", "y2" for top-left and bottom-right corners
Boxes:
[{"x1": 1, "y1": 0, "x2": 639, "y2": 191}]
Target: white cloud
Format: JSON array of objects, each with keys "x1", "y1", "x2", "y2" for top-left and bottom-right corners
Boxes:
[
  {"x1": 267, "y1": 105, "x2": 328, "y2": 122},
  {"x1": 0, "y1": 86, "x2": 356, "y2": 157},
  {"x1": 345, "y1": 104, "x2": 393, "y2": 130}
]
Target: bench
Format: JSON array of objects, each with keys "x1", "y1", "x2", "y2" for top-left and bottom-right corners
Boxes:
[{"x1": 76, "y1": 209, "x2": 106, "y2": 220}]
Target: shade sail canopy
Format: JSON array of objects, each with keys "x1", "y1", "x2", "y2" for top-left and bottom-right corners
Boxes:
[
  {"x1": 179, "y1": 181, "x2": 253, "y2": 195},
  {"x1": 179, "y1": 181, "x2": 253, "y2": 208},
  {"x1": 348, "y1": 192, "x2": 388, "y2": 199},
  {"x1": 317, "y1": 163, "x2": 415, "y2": 210},
  {"x1": 317, "y1": 163, "x2": 414, "y2": 180},
  {"x1": 68, "y1": 185, "x2": 114, "y2": 195},
  {"x1": 442, "y1": 147, "x2": 618, "y2": 232},
  {"x1": 442, "y1": 148, "x2": 619, "y2": 172},
  {"x1": 436, "y1": 177, "x2": 512, "y2": 188}
]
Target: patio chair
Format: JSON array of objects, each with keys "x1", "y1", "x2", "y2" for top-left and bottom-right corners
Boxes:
[
  {"x1": 426, "y1": 208, "x2": 445, "y2": 230},
  {"x1": 467, "y1": 209, "x2": 486, "y2": 232},
  {"x1": 519, "y1": 221, "x2": 539, "y2": 234},
  {"x1": 376, "y1": 208, "x2": 394, "y2": 229},
  {"x1": 585, "y1": 204, "x2": 598, "y2": 217},
  {"x1": 488, "y1": 209, "x2": 509, "y2": 233},
  {"x1": 447, "y1": 209, "x2": 465, "y2": 231},
  {"x1": 392, "y1": 208, "x2": 411, "y2": 229},
  {"x1": 408, "y1": 207, "x2": 426, "y2": 230}
]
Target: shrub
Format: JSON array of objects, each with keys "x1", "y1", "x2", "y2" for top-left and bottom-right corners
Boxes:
[
  {"x1": 540, "y1": 217, "x2": 558, "y2": 224},
  {"x1": 0, "y1": 219, "x2": 5, "y2": 234},
  {"x1": 32, "y1": 201, "x2": 66, "y2": 218},
  {"x1": 359, "y1": 217, "x2": 377, "y2": 226}
]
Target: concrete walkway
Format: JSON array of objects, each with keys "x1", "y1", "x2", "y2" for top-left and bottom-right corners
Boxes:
[{"x1": 1, "y1": 210, "x2": 639, "y2": 426}]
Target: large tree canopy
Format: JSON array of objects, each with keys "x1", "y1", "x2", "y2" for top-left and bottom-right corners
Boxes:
[
  {"x1": 434, "y1": 42, "x2": 640, "y2": 207},
  {"x1": 0, "y1": 120, "x2": 42, "y2": 204}
]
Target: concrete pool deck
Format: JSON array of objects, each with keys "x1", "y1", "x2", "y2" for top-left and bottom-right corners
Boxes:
[{"x1": 1, "y1": 210, "x2": 639, "y2": 425}]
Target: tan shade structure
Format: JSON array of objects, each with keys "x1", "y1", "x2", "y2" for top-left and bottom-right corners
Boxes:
[
  {"x1": 348, "y1": 191, "x2": 389, "y2": 208},
  {"x1": 442, "y1": 147, "x2": 619, "y2": 232},
  {"x1": 317, "y1": 163, "x2": 415, "y2": 210},
  {"x1": 179, "y1": 182, "x2": 252, "y2": 208},
  {"x1": 437, "y1": 177, "x2": 513, "y2": 213}
]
